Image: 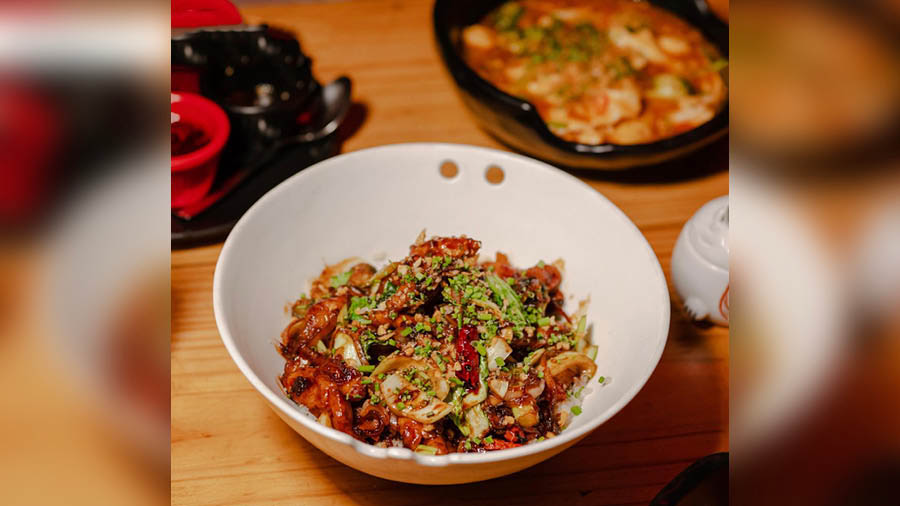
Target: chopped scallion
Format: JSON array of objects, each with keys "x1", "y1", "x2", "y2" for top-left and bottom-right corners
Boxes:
[{"x1": 415, "y1": 445, "x2": 439, "y2": 455}]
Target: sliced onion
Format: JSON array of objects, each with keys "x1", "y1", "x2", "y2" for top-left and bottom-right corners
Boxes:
[
  {"x1": 333, "y1": 332, "x2": 363, "y2": 368},
  {"x1": 464, "y1": 405, "x2": 490, "y2": 438},
  {"x1": 367, "y1": 262, "x2": 398, "y2": 294},
  {"x1": 523, "y1": 348, "x2": 545, "y2": 367},
  {"x1": 489, "y1": 378, "x2": 509, "y2": 399},
  {"x1": 374, "y1": 356, "x2": 452, "y2": 424},
  {"x1": 525, "y1": 379, "x2": 545, "y2": 399},
  {"x1": 486, "y1": 337, "x2": 512, "y2": 371},
  {"x1": 572, "y1": 298, "x2": 590, "y2": 352},
  {"x1": 547, "y1": 351, "x2": 598, "y2": 386},
  {"x1": 372, "y1": 355, "x2": 449, "y2": 400},
  {"x1": 462, "y1": 357, "x2": 488, "y2": 409},
  {"x1": 511, "y1": 403, "x2": 539, "y2": 428}
]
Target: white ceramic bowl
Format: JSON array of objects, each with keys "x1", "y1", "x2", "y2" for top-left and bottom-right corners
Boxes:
[{"x1": 213, "y1": 143, "x2": 669, "y2": 484}]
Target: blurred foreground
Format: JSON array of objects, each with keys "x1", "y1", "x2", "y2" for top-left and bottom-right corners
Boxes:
[{"x1": 0, "y1": 2, "x2": 170, "y2": 505}]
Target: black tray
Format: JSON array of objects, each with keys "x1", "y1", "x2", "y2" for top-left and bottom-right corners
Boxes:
[{"x1": 171, "y1": 136, "x2": 338, "y2": 249}]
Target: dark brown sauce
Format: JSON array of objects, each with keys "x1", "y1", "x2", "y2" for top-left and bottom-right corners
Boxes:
[{"x1": 171, "y1": 120, "x2": 210, "y2": 156}]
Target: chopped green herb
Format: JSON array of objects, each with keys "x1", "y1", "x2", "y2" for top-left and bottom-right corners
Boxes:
[
  {"x1": 495, "y1": 357, "x2": 505, "y2": 367},
  {"x1": 570, "y1": 406, "x2": 582, "y2": 416},
  {"x1": 396, "y1": 402, "x2": 406, "y2": 410},
  {"x1": 494, "y1": 2, "x2": 524, "y2": 31},
  {"x1": 486, "y1": 274, "x2": 527, "y2": 333},
  {"x1": 360, "y1": 378, "x2": 373, "y2": 385},
  {"x1": 357, "y1": 365, "x2": 375, "y2": 373},
  {"x1": 474, "y1": 341, "x2": 487, "y2": 356},
  {"x1": 598, "y1": 376, "x2": 606, "y2": 384},
  {"x1": 348, "y1": 296, "x2": 373, "y2": 324},
  {"x1": 400, "y1": 327, "x2": 413, "y2": 337},
  {"x1": 329, "y1": 270, "x2": 351, "y2": 288},
  {"x1": 380, "y1": 281, "x2": 398, "y2": 300},
  {"x1": 537, "y1": 316, "x2": 552, "y2": 327},
  {"x1": 483, "y1": 436, "x2": 494, "y2": 444},
  {"x1": 415, "y1": 444, "x2": 439, "y2": 455}
]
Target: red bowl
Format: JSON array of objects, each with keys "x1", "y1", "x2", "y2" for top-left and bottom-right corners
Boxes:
[{"x1": 171, "y1": 92, "x2": 229, "y2": 208}]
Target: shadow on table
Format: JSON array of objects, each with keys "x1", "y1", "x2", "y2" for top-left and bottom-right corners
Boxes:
[{"x1": 568, "y1": 136, "x2": 729, "y2": 185}]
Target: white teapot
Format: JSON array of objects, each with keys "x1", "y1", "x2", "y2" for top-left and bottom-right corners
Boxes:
[{"x1": 671, "y1": 195, "x2": 729, "y2": 326}]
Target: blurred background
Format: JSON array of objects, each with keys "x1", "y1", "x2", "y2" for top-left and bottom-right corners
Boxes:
[
  {"x1": 730, "y1": 0, "x2": 900, "y2": 504},
  {"x1": 0, "y1": 0, "x2": 898, "y2": 504}
]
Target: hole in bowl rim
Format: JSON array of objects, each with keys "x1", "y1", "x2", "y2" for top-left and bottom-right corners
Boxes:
[
  {"x1": 484, "y1": 164, "x2": 505, "y2": 185},
  {"x1": 439, "y1": 159, "x2": 460, "y2": 180},
  {"x1": 213, "y1": 142, "x2": 670, "y2": 466}
]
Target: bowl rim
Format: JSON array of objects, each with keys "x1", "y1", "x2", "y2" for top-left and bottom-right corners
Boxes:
[
  {"x1": 213, "y1": 142, "x2": 670, "y2": 466},
  {"x1": 432, "y1": 0, "x2": 729, "y2": 160},
  {"x1": 171, "y1": 91, "x2": 231, "y2": 172}
]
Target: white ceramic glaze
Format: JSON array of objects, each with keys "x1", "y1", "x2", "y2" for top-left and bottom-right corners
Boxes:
[
  {"x1": 672, "y1": 195, "x2": 729, "y2": 326},
  {"x1": 213, "y1": 143, "x2": 670, "y2": 484}
]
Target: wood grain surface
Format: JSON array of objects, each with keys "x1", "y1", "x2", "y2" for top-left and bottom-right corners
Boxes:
[{"x1": 171, "y1": 1, "x2": 729, "y2": 504}]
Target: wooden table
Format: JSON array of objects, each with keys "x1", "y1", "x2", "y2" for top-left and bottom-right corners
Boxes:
[{"x1": 171, "y1": 1, "x2": 729, "y2": 503}]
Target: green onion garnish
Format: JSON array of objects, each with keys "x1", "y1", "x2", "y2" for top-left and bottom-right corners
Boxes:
[{"x1": 415, "y1": 445, "x2": 439, "y2": 455}]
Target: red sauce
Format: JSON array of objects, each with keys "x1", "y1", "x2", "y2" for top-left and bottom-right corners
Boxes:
[{"x1": 171, "y1": 120, "x2": 210, "y2": 156}]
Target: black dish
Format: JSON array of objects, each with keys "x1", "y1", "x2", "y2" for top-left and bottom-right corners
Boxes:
[
  {"x1": 171, "y1": 25, "x2": 354, "y2": 248},
  {"x1": 433, "y1": 0, "x2": 729, "y2": 170},
  {"x1": 172, "y1": 25, "x2": 324, "y2": 169}
]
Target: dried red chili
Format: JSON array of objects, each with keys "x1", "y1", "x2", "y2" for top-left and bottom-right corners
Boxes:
[{"x1": 456, "y1": 325, "x2": 480, "y2": 392}]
